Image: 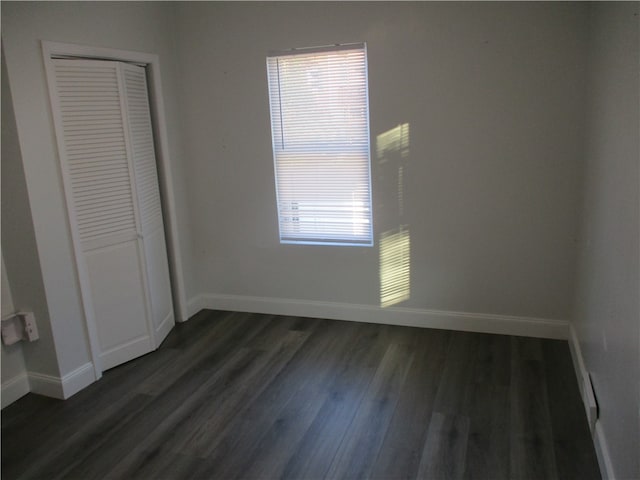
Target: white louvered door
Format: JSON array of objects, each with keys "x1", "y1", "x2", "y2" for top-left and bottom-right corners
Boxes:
[
  {"x1": 120, "y1": 63, "x2": 175, "y2": 344},
  {"x1": 49, "y1": 59, "x2": 174, "y2": 371}
]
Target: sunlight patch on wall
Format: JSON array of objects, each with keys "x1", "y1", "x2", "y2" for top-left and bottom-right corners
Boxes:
[
  {"x1": 379, "y1": 226, "x2": 411, "y2": 308},
  {"x1": 376, "y1": 123, "x2": 410, "y2": 163}
]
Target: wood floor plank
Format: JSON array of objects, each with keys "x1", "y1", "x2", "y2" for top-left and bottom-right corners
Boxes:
[
  {"x1": 137, "y1": 311, "x2": 268, "y2": 396},
  {"x1": 124, "y1": 446, "x2": 204, "y2": 480},
  {"x1": 102, "y1": 346, "x2": 266, "y2": 478},
  {"x1": 166, "y1": 327, "x2": 313, "y2": 456},
  {"x1": 157, "y1": 309, "x2": 228, "y2": 350},
  {"x1": 509, "y1": 337, "x2": 559, "y2": 480},
  {"x1": 1, "y1": 311, "x2": 601, "y2": 480},
  {"x1": 472, "y1": 333, "x2": 511, "y2": 387},
  {"x1": 370, "y1": 328, "x2": 451, "y2": 479},
  {"x1": 235, "y1": 322, "x2": 368, "y2": 479},
  {"x1": 461, "y1": 333, "x2": 511, "y2": 480},
  {"x1": 279, "y1": 322, "x2": 397, "y2": 480},
  {"x1": 190, "y1": 318, "x2": 362, "y2": 477},
  {"x1": 64, "y1": 313, "x2": 284, "y2": 479},
  {"x1": 324, "y1": 341, "x2": 415, "y2": 479},
  {"x1": 67, "y1": 346, "x2": 263, "y2": 479},
  {"x1": 105, "y1": 315, "x2": 319, "y2": 477},
  {"x1": 433, "y1": 332, "x2": 479, "y2": 415},
  {"x1": 417, "y1": 411, "x2": 470, "y2": 480},
  {"x1": 462, "y1": 382, "x2": 510, "y2": 480},
  {"x1": 1, "y1": 347, "x2": 180, "y2": 479},
  {"x1": 21, "y1": 393, "x2": 156, "y2": 479}
]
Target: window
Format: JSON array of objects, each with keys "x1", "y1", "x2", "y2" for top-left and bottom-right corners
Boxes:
[{"x1": 266, "y1": 43, "x2": 373, "y2": 246}]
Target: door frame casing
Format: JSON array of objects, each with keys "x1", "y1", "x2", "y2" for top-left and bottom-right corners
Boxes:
[{"x1": 41, "y1": 41, "x2": 188, "y2": 380}]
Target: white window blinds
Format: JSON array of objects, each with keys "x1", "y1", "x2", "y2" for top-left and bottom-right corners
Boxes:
[{"x1": 266, "y1": 43, "x2": 373, "y2": 246}]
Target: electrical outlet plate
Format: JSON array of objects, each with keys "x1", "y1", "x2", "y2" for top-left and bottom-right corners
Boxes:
[{"x1": 20, "y1": 312, "x2": 39, "y2": 341}]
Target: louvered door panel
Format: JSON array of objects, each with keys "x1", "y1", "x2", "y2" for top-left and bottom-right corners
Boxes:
[
  {"x1": 122, "y1": 64, "x2": 162, "y2": 235},
  {"x1": 121, "y1": 63, "x2": 174, "y2": 342},
  {"x1": 54, "y1": 61, "x2": 137, "y2": 248}
]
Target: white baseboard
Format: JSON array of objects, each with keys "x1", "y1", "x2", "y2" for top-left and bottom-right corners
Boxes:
[
  {"x1": 156, "y1": 311, "x2": 175, "y2": 340},
  {"x1": 187, "y1": 295, "x2": 205, "y2": 321},
  {"x1": 568, "y1": 325, "x2": 598, "y2": 433},
  {"x1": 188, "y1": 293, "x2": 569, "y2": 340},
  {"x1": 60, "y1": 362, "x2": 96, "y2": 398},
  {"x1": 568, "y1": 323, "x2": 615, "y2": 480},
  {"x1": 1, "y1": 372, "x2": 30, "y2": 408},
  {"x1": 26, "y1": 371, "x2": 63, "y2": 398},
  {"x1": 593, "y1": 421, "x2": 616, "y2": 480},
  {"x1": 28, "y1": 362, "x2": 96, "y2": 400}
]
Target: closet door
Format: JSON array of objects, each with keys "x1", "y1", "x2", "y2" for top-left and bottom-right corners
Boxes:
[
  {"x1": 49, "y1": 59, "x2": 174, "y2": 371},
  {"x1": 121, "y1": 63, "x2": 174, "y2": 344}
]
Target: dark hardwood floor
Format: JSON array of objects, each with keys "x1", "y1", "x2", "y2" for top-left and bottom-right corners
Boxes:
[{"x1": 2, "y1": 310, "x2": 601, "y2": 479}]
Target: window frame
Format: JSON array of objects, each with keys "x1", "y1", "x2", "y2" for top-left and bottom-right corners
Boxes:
[{"x1": 266, "y1": 43, "x2": 374, "y2": 247}]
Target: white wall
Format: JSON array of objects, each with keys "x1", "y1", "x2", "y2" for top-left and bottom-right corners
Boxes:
[
  {"x1": 2, "y1": 49, "x2": 23, "y2": 399},
  {"x1": 1, "y1": 50, "x2": 58, "y2": 381},
  {"x1": 1, "y1": 255, "x2": 15, "y2": 318},
  {"x1": 1, "y1": 254, "x2": 16, "y2": 320},
  {"x1": 175, "y1": 2, "x2": 588, "y2": 330},
  {"x1": 1, "y1": 252, "x2": 28, "y2": 403},
  {"x1": 1, "y1": 1, "x2": 194, "y2": 382},
  {"x1": 573, "y1": 3, "x2": 639, "y2": 479}
]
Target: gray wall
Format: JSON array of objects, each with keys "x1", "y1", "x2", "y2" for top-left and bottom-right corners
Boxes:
[
  {"x1": 175, "y1": 2, "x2": 588, "y2": 321},
  {"x1": 1, "y1": 48, "x2": 26, "y2": 387},
  {"x1": 1, "y1": 1, "x2": 194, "y2": 377},
  {"x1": 1, "y1": 51, "x2": 58, "y2": 378},
  {"x1": 1, "y1": 252, "x2": 27, "y2": 387},
  {"x1": 573, "y1": 3, "x2": 639, "y2": 479}
]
